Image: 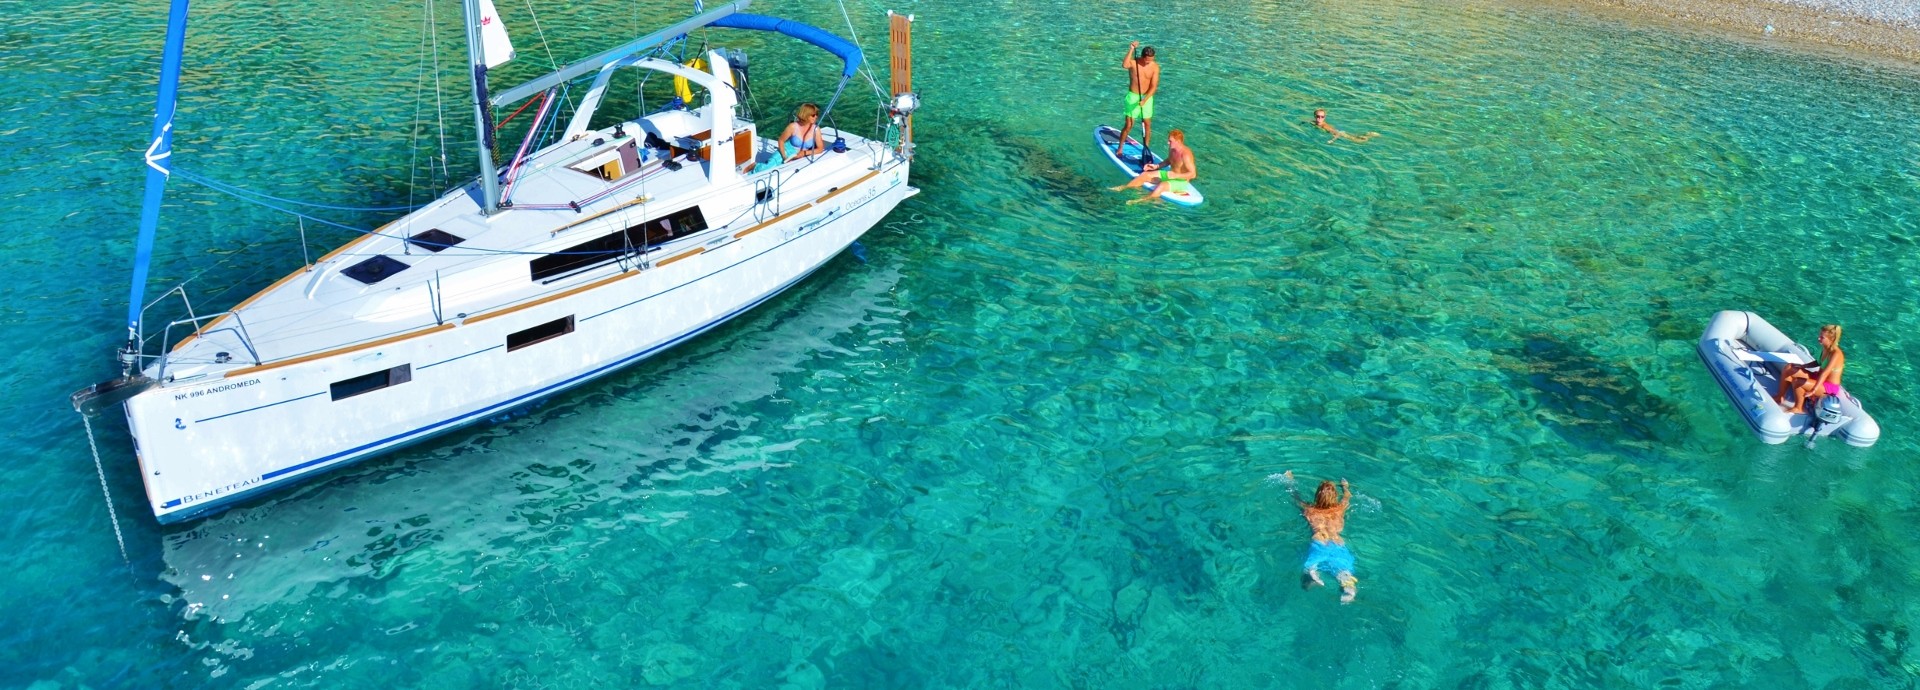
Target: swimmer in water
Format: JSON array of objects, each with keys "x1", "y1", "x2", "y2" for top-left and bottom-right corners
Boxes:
[
  {"x1": 1313, "y1": 109, "x2": 1378, "y2": 144},
  {"x1": 1283, "y1": 470, "x2": 1358, "y2": 603}
]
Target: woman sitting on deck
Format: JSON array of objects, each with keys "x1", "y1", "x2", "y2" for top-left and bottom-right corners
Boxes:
[
  {"x1": 1775, "y1": 324, "x2": 1846, "y2": 414},
  {"x1": 765, "y1": 102, "x2": 826, "y2": 167}
]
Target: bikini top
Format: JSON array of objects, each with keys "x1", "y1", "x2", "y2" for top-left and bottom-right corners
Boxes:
[{"x1": 784, "y1": 123, "x2": 817, "y2": 150}]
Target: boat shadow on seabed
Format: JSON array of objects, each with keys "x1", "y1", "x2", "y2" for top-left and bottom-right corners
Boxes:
[{"x1": 150, "y1": 257, "x2": 904, "y2": 628}]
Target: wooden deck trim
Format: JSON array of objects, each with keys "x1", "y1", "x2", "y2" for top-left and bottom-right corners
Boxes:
[
  {"x1": 815, "y1": 170, "x2": 881, "y2": 205},
  {"x1": 224, "y1": 323, "x2": 455, "y2": 377},
  {"x1": 733, "y1": 203, "x2": 813, "y2": 239},
  {"x1": 656, "y1": 247, "x2": 704, "y2": 268},
  {"x1": 462, "y1": 268, "x2": 640, "y2": 326}
]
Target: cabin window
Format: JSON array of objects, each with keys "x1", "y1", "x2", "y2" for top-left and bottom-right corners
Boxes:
[
  {"x1": 528, "y1": 205, "x2": 711, "y2": 282},
  {"x1": 507, "y1": 315, "x2": 575, "y2": 352},
  {"x1": 329, "y1": 364, "x2": 412, "y2": 401},
  {"x1": 528, "y1": 230, "x2": 636, "y2": 282},
  {"x1": 407, "y1": 228, "x2": 466, "y2": 253},
  {"x1": 342, "y1": 255, "x2": 410, "y2": 285},
  {"x1": 640, "y1": 204, "x2": 710, "y2": 243}
]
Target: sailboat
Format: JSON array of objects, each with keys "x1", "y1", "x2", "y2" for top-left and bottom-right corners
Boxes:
[{"x1": 71, "y1": 0, "x2": 921, "y2": 524}]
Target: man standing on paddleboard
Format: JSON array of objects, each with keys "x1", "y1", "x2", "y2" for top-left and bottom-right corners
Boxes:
[{"x1": 1117, "y1": 41, "x2": 1160, "y2": 162}]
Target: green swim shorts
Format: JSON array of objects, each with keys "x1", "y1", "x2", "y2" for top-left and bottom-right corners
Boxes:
[
  {"x1": 1125, "y1": 91, "x2": 1155, "y2": 120},
  {"x1": 1156, "y1": 170, "x2": 1192, "y2": 194}
]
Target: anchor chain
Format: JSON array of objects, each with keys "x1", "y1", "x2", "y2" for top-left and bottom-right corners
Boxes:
[{"x1": 78, "y1": 412, "x2": 130, "y2": 564}]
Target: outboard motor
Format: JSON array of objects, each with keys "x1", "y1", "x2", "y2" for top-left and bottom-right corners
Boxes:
[
  {"x1": 1803, "y1": 395, "x2": 1853, "y2": 449},
  {"x1": 724, "y1": 48, "x2": 753, "y2": 121}
]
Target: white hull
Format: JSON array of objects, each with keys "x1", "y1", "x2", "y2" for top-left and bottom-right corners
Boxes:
[{"x1": 126, "y1": 160, "x2": 912, "y2": 523}]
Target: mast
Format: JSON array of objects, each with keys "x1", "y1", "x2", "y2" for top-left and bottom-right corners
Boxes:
[
  {"x1": 122, "y1": 0, "x2": 193, "y2": 374},
  {"x1": 462, "y1": 0, "x2": 501, "y2": 214}
]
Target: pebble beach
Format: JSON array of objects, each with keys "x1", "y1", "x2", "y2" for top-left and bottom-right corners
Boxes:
[{"x1": 1562, "y1": 0, "x2": 1920, "y2": 62}]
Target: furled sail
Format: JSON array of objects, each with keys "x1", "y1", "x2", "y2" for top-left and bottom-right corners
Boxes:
[{"x1": 477, "y1": 0, "x2": 515, "y2": 68}]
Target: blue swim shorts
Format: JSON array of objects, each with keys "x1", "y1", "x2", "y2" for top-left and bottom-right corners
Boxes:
[{"x1": 1304, "y1": 539, "x2": 1356, "y2": 575}]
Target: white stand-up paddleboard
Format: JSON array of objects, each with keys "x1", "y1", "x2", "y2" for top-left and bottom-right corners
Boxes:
[{"x1": 1095, "y1": 124, "x2": 1204, "y2": 207}]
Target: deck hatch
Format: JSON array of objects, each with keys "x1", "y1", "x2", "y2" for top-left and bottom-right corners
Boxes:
[
  {"x1": 341, "y1": 255, "x2": 410, "y2": 285},
  {"x1": 507, "y1": 316, "x2": 576, "y2": 351},
  {"x1": 329, "y1": 364, "x2": 412, "y2": 401},
  {"x1": 407, "y1": 228, "x2": 466, "y2": 253}
]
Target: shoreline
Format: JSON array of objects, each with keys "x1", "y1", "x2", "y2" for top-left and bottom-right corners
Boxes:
[{"x1": 1545, "y1": 0, "x2": 1920, "y2": 64}]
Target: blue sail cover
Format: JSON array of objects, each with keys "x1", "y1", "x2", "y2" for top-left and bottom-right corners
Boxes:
[
  {"x1": 127, "y1": 0, "x2": 193, "y2": 343},
  {"x1": 710, "y1": 14, "x2": 861, "y2": 78}
]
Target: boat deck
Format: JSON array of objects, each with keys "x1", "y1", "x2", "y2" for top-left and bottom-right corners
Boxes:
[{"x1": 156, "y1": 111, "x2": 888, "y2": 384}]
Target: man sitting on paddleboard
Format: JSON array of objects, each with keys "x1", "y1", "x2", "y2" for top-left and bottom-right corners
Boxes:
[
  {"x1": 1111, "y1": 128, "x2": 1196, "y2": 204},
  {"x1": 1117, "y1": 41, "x2": 1160, "y2": 162}
]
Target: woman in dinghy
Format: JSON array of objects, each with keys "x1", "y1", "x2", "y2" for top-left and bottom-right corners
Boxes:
[{"x1": 1775, "y1": 324, "x2": 1846, "y2": 414}]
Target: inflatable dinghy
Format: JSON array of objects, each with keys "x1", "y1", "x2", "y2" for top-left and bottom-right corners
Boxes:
[{"x1": 1697, "y1": 310, "x2": 1879, "y2": 448}]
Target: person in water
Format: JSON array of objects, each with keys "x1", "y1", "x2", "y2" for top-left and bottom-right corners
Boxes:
[
  {"x1": 1284, "y1": 471, "x2": 1358, "y2": 604},
  {"x1": 766, "y1": 102, "x2": 826, "y2": 167},
  {"x1": 1314, "y1": 109, "x2": 1378, "y2": 144},
  {"x1": 1111, "y1": 129, "x2": 1196, "y2": 204},
  {"x1": 1775, "y1": 324, "x2": 1846, "y2": 414},
  {"x1": 1116, "y1": 42, "x2": 1160, "y2": 161}
]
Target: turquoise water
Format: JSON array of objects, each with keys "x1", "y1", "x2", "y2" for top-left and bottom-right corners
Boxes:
[{"x1": 4, "y1": 0, "x2": 1920, "y2": 686}]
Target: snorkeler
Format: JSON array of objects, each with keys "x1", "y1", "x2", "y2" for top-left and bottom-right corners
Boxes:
[
  {"x1": 1313, "y1": 109, "x2": 1378, "y2": 144},
  {"x1": 1283, "y1": 470, "x2": 1358, "y2": 604},
  {"x1": 1111, "y1": 128, "x2": 1196, "y2": 204},
  {"x1": 1775, "y1": 324, "x2": 1846, "y2": 414},
  {"x1": 1116, "y1": 41, "x2": 1160, "y2": 161}
]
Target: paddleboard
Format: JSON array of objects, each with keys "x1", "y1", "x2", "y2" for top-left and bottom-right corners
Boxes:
[{"x1": 1095, "y1": 124, "x2": 1204, "y2": 207}]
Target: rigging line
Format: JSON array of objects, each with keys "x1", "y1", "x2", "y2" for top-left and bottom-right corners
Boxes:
[
  {"x1": 520, "y1": 0, "x2": 562, "y2": 69},
  {"x1": 495, "y1": 91, "x2": 543, "y2": 130},
  {"x1": 409, "y1": 0, "x2": 434, "y2": 208},
  {"x1": 431, "y1": 0, "x2": 451, "y2": 182},
  {"x1": 833, "y1": 0, "x2": 888, "y2": 100},
  {"x1": 836, "y1": 0, "x2": 864, "y2": 55},
  {"x1": 172, "y1": 169, "x2": 427, "y2": 212}
]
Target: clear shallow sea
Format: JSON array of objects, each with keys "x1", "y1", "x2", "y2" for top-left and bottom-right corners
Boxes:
[{"x1": 3, "y1": 0, "x2": 1919, "y2": 686}]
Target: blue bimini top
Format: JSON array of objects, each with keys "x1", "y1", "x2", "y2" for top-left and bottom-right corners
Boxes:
[{"x1": 710, "y1": 13, "x2": 862, "y2": 78}]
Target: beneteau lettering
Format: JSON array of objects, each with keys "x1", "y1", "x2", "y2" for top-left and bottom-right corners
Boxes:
[
  {"x1": 173, "y1": 378, "x2": 261, "y2": 401},
  {"x1": 177, "y1": 475, "x2": 265, "y2": 506}
]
